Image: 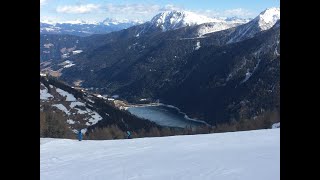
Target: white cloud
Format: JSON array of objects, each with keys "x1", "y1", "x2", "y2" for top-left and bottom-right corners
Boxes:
[
  {"x1": 40, "y1": 0, "x2": 48, "y2": 6},
  {"x1": 45, "y1": 2, "x2": 256, "y2": 23},
  {"x1": 223, "y1": 8, "x2": 253, "y2": 17},
  {"x1": 57, "y1": 4, "x2": 100, "y2": 14},
  {"x1": 98, "y1": 3, "x2": 186, "y2": 21},
  {"x1": 192, "y1": 8, "x2": 254, "y2": 19},
  {"x1": 104, "y1": 4, "x2": 161, "y2": 14},
  {"x1": 159, "y1": 4, "x2": 184, "y2": 12}
]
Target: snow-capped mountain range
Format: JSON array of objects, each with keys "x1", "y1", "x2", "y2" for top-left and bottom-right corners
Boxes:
[
  {"x1": 40, "y1": 8, "x2": 279, "y2": 38},
  {"x1": 227, "y1": 7, "x2": 280, "y2": 43},
  {"x1": 40, "y1": 7, "x2": 280, "y2": 126},
  {"x1": 256, "y1": 7, "x2": 280, "y2": 30},
  {"x1": 40, "y1": 10, "x2": 253, "y2": 37},
  {"x1": 40, "y1": 18, "x2": 143, "y2": 36},
  {"x1": 138, "y1": 10, "x2": 250, "y2": 37},
  {"x1": 149, "y1": 10, "x2": 223, "y2": 31}
]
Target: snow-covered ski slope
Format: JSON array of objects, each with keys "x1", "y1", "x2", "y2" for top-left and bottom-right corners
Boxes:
[{"x1": 41, "y1": 129, "x2": 280, "y2": 180}]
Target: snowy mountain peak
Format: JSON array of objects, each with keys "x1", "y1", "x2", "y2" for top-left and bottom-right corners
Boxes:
[
  {"x1": 150, "y1": 10, "x2": 222, "y2": 31},
  {"x1": 226, "y1": 7, "x2": 280, "y2": 44},
  {"x1": 254, "y1": 7, "x2": 280, "y2": 30}
]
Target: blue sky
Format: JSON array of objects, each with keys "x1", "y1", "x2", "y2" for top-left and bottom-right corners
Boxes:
[{"x1": 40, "y1": 0, "x2": 280, "y2": 23}]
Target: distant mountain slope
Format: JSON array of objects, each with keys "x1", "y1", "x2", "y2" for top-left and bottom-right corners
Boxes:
[
  {"x1": 227, "y1": 7, "x2": 280, "y2": 43},
  {"x1": 161, "y1": 24, "x2": 280, "y2": 124},
  {"x1": 40, "y1": 75, "x2": 159, "y2": 137},
  {"x1": 136, "y1": 10, "x2": 247, "y2": 37},
  {"x1": 40, "y1": 8, "x2": 280, "y2": 125},
  {"x1": 40, "y1": 18, "x2": 142, "y2": 36},
  {"x1": 39, "y1": 10, "x2": 248, "y2": 63}
]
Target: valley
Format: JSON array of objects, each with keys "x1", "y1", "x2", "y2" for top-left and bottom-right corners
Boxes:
[
  {"x1": 40, "y1": 7, "x2": 280, "y2": 136},
  {"x1": 40, "y1": 2, "x2": 281, "y2": 179}
]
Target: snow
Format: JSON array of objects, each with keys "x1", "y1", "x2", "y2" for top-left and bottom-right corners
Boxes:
[
  {"x1": 63, "y1": 64, "x2": 75, "y2": 68},
  {"x1": 150, "y1": 10, "x2": 222, "y2": 32},
  {"x1": 241, "y1": 58, "x2": 261, "y2": 84},
  {"x1": 60, "y1": 60, "x2": 75, "y2": 68},
  {"x1": 69, "y1": 101, "x2": 85, "y2": 108},
  {"x1": 272, "y1": 122, "x2": 280, "y2": 129},
  {"x1": 40, "y1": 138, "x2": 58, "y2": 145},
  {"x1": 61, "y1": 54, "x2": 69, "y2": 59},
  {"x1": 112, "y1": 95, "x2": 119, "y2": 99},
  {"x1": 241, "y1": 70, "x2": 252, "y2": 84},
  {"x1": 274, "y1": 47, "x2": 280, "y2": 56},
  {"x1": 56, "y1": 88, "x2": 77, "y2": 101},
  {"x1": 66, "y1": 119, "x2": 75, "y2": 125},
  {"x1": 81, "y1": 128, "x2": 87, "y2": 134},
  {"x1": 41, "y1": 129, "x2": 280, "y2": 180},
  {"x1": 257, "y1": 8, "x2": 280, "y2": 30},
  {"x1": 72, "y1": 50, "x2": 83, "y2": 55},
  {"x1": 52, "y1": 104, "x2": 70, "y2": 115},
  {"x1": 196, "y1": 22, "x2": 241, "y2": 37},
  {"x1": 227, "y1": 7, "x2": 280, "y2": 44},
  {"x1": 225, "y1": 17, "x2": 250, "y2": 24},
  {"x1": 40, "y1": 86, "x2": 53, "y2": 100},
  {"x1": 44, "y1": 27, "x2": 57, "y2": 32},
  {"x1": 74, "y1": 108, "x2": 90, "y2": 114},
  {"x1": 87, "y1": 99, "x2": 95, "y2": 103},
  {"x1": 194, "y1": 41, "x2": 201, "y2": 50},
  {"x1": 87, "y1": 111, "x2": 103, "y2": 125},
  {"x1": 43, "y1": 43, "x2": 54, "y2": 48}
]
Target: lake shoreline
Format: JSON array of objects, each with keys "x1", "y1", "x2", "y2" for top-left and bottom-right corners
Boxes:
[
  {"x1": 127, "y1": 104, "x2": 210, "y2": 128},
  {"x1": 112, "y1": 99, "x2": 210, "y2": 127}
]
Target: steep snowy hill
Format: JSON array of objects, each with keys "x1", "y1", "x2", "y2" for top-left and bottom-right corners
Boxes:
[
  {"x1": 227, "y1": 7, "x2": 280, "y2": 43},
  {"x1": 41, "y1": 128, "x2": 280, "y2": 180}
]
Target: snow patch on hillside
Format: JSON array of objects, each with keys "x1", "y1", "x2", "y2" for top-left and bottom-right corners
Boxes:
[
  {"x1": 40, "y1": 86, "x2": 54, "y2": 100},
  {"x1": 70, "y1": 101, "x2": 86, "y2": 108},
  {"x1": 72, "y1": 50, "x2": 83, "y2": 55},
  {"x1": 56, "y1": 88, "x2": 77, "y2": 101},
  {"x1": 87, "y1": 111, "x2": 103, "y2": 125},
  {"x1": 194, "y1": 41, "x2": 201, "y2": 50},
  {"x1": 52, "y1": 104, "x2": 70, "y2": 115},
  {"x1": 67, "y1": 119, "x2": 75, "y2": 124},
  {"x1": 196, "y1": 22, "x2": 240, "y2": 37}
]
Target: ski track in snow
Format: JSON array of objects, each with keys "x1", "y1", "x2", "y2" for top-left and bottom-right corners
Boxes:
[{"x1": 41, "y1": 129, "x2": 280, "y2": 180}]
